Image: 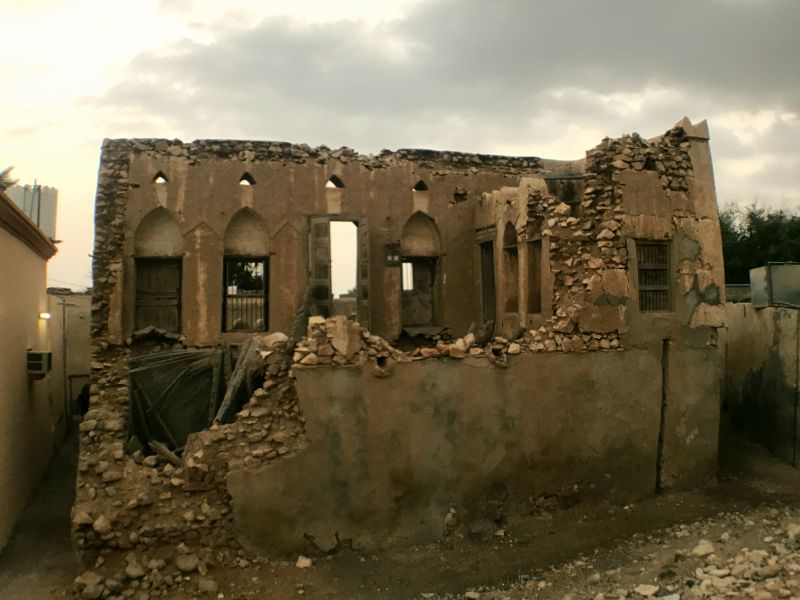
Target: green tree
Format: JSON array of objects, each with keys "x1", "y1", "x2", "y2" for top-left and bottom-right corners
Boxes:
[
  {"x1": 0, "y1": 166, "x2": 17, "y2": 191},
  {"x1": 720, "y1": 203, "x2": 800, "y2": 283}
]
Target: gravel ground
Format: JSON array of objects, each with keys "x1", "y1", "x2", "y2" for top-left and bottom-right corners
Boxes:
[{"x1": 7, "y1": 425, "x2": 800, "y2": 600}]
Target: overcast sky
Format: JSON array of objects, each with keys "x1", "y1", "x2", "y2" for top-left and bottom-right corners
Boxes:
[{"x1": 2, "y1": 0, "x2": 798, "y2": 290}]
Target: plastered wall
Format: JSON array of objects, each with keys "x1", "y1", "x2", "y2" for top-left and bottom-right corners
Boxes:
[
  {"x1": 724, "y1": 303, "x2": 800, "y2": 465},
  {"x1": 0, "y1": 231, "x2": 58, "y2": 550},
  {"x1": 229, "y1": 347, "x2": 720, "y2": 552}
]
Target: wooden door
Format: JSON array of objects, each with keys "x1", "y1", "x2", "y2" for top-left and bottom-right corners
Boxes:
[{"x1": 135, "y1": 258, "x2": 181, "y2": 331}]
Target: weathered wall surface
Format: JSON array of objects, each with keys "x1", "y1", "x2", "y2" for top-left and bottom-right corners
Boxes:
[
  {"x1": 724, "y1": 303, "x2": 799, "y2": 465},
  {"x1": 228, "y1": 346, "x2": 719, "y2": 552},
  {"x1": 92, "y1": 140, "x2": 546, "y2": 346},
  {"x1": 0, "y1": 230, "x2": 58, "y2": 550},
  {"x1": 47, "y1": 291, "x2": 92, "y2": 424}
]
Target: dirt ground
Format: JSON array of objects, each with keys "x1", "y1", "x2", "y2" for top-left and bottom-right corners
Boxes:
[
  {"x1": 0, "y1": 432, "x2": 81, "y2": 599},
  {"x1": 5, "y1": 423, "x2": 800, "y2": 599}
]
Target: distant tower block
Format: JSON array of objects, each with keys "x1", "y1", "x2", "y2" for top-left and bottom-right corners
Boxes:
[{"x1": 7, "y1": 183, "x2": 58, "y2": 240}]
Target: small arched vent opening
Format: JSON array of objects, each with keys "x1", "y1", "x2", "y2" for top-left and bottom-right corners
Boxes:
[
  {"x1": 239, "y1": 172, "x2": 256, "y2": 186},
  {"x1": 153, "y1": 172, "x2": 168, "y2": 184},
  {"x1": 326, "y1": 175, "x2": 345, "y2": 189},
  {"x1": 412, "y1": 180, "x2": 429, "y2": 192}
]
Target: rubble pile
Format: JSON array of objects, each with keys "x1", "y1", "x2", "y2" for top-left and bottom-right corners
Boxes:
[
  {"x1": 482, "y1": 125, "x2": 700, "y2": 353},
  {"x1": 292, "y1": 315, "x2": 409, "y2": 367},
  {"x1": 467, "y1": 506, "x2": 800, "y2": 600},
  {"x1": 404, "y1": 326, "x2": 623, "y2": 360},
  {"x1": 72, "y1": 540, "x2": 247, "y2": 599},
  {"x1": 185, "y1": 337, "x2": 307, "y2": 477},
  {"x1": 72, "y1": 333, "x2": 308, "y2": 599}
]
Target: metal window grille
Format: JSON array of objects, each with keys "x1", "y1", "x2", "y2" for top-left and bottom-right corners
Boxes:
[
  {"x1": 223, "y1": 257, "x2": 268, "y2": 331},
  {"x1": 637, "y1": 241, "x2": 670, "y2": 312}
]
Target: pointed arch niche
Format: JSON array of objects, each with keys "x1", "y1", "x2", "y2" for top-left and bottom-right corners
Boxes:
[
  {"x1": 133, "y1": 208, "x2": 183, "y2": 332},
  {"x1": 325, "y1": 174, "x2": 345, "y2": 213},
  {"x1": 134, "y1": 207, "x2": 182, "y2": 257},
  {"x1": 399, "y1": 212, "x2": 443, "y2": 327},
  {"x1": 152, "y1": 172, "x2": 169, "y2": 206},
  {"x1": 222, "y1": 209, "x2": 270, "y2": 332},
  {"x1": 411, "y1": 179, "x2": 430, "y2": 214}
]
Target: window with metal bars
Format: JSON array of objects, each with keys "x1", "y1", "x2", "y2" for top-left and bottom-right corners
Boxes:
[
  {"x1": 636, "y1": 241, "x2": 670, "y2": 312},
  {"x1": 223, "y1": 257, "x2": 268, "y2": 331}
]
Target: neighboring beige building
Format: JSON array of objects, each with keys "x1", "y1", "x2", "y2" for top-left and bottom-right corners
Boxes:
[
  {"x1": 47, "y1": 289, "x2": 92, "y2": 426},
  {"x1": 0, "y1": 189, "x2": 58, "y2": 550}
]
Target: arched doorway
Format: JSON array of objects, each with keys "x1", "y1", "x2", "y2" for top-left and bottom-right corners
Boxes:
[
  {"x1": 503, "y1": 222, "x2": 519, "y2": 313},
  {"x1": 133, "y1": 208, "x2": 183, "y2": 331},
  {"x1": 400, "y1": 212, "x2": 443, "y2": 327},
  {"x1": 222, "y1": 208, "x2": 270, "y2": 331}
]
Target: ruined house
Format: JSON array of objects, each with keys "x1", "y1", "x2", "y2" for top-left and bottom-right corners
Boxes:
[{"x1": 74, "y1": 118, "x2": 724, "y2": 587}]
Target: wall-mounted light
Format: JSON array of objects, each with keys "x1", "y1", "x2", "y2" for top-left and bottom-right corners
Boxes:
[{"x1": 39, "y1": 312, "x2": 51, "y2": 320}]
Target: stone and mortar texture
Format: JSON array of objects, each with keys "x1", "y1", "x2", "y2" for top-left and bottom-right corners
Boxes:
[{"x1": 73, "y1": 118, "x2": 725, "y2": 596}]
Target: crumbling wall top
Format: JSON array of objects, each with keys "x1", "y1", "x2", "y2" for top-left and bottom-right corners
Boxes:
[{"x1": 100, "y1": 137, "x2": 549, "y2": 173}]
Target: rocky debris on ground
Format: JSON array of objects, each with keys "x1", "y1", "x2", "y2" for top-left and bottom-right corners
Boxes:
[
  {"x1": 71, "y1": 540, "x2": 236, "y2": 599},
  {"x1": 437, "y1": 505, "x2": 800, "y2": 600}
]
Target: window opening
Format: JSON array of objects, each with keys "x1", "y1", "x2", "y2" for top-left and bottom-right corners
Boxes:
[
  {"x1": 223, "y1": 257, "x2": 268, "y2": 331},
  {"x1": 400, "y1": 212, "x2": 442, "y2": 327},
  {"x1": 400, "y1": 258, "x2": 435, "y2": 326},
  {"x1": 239, "y1": 172, "x2": 256, "y2": 186},
  {"x1": 326, "y1": 175, "x2": 345, "y2": 189},
  {"x1": 480, "y1": 240, "x2": 496, "y2": 322},
  {"x1": 330, "y1": 221, "x2": 358, "y2": 317},
  {"x1": 527, "y1": 239, "x2": 542, "y2": 314},
  {"x1": 452, "y1": 189, "x2": 468, "y2": 204},
  {"x1": 153, "y1": 172, "x2": 168, "y2": 184},
  {"x1": 135, "y1": 258, "x2": 181, "y2": 332},
  {"x1": 402, "y1": 262, "x2": 414, "y2": 291},
  {"x1": 637, "y1": 241, "x2": 670, "y2": 312},
  {"x1": 503, "y1": 223, "x2": 519, "y2": 313},
  {"x1": 412, "y1": 180, "x2": 429, "y2": 192}
]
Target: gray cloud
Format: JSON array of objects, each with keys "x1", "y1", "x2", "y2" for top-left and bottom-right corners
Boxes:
[{"x1": 95, "y1": 0, "x2": 800, "y2": 205}]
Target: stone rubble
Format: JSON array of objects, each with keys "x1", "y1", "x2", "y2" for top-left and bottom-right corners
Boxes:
[{"x1": 441, "y1": 506, "x2": 800, "y2": 600}]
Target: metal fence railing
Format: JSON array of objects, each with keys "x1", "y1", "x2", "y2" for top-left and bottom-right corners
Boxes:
[{"x1": 225, "y1": 293, "x2": 266, "y2": 331}]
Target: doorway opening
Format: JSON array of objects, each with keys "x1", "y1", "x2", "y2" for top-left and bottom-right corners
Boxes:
[
  {"x1": 330, "y1": 221, "x2": 358, "y2": 318},
  {"x1": 480, "y1": 240, "x2": 496, "y2": 322},
  {"x1": 401, "y1": 258, "x2": 436, "y2": 326}
]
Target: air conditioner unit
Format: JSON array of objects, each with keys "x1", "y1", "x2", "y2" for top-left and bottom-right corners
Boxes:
[{"x1": 27, "y1": 351, "x2": 52, "y2": 380}]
